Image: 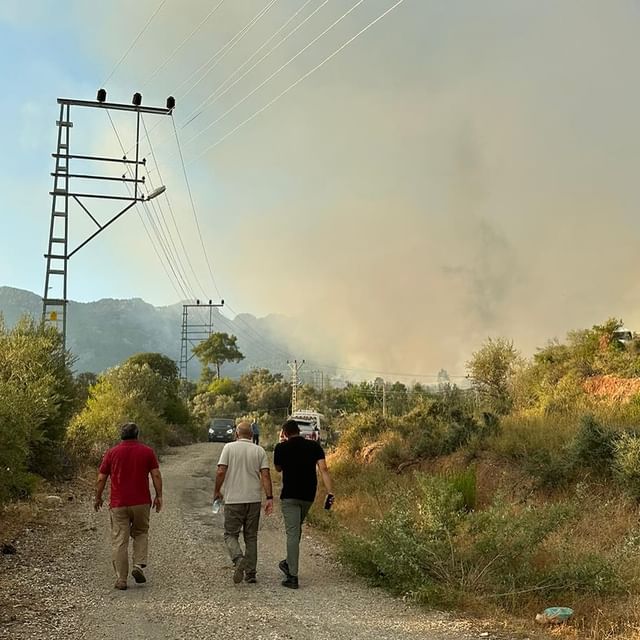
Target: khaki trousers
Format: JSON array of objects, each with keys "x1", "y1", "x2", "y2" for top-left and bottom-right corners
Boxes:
[
  {"x1": 223, "y1": 502, "x2": 261, "y2": 577},
  {"x1": 110, "y1": 504, "x2": 150, "y2": 580}
]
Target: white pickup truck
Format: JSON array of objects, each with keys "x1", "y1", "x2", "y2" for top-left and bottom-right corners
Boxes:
[{"x1": 289, "y1": 410, "x2": 324, "y2": 443}]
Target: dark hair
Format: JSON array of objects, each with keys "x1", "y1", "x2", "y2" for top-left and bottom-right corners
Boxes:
[
  {"x1": 120, "y1": 422, "x2": 139, "y2": 440},
  {"x1": 282, "y1": 419, "x2": 300, "y2": 436}
]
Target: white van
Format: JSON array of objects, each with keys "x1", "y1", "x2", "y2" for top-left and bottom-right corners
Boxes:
[{"x1": 289, "y1": 410, "x2": 324, "y2": 443}]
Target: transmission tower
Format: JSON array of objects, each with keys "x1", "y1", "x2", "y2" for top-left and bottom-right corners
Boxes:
[
  {"x1": 287, "y1": 359, "x2": 305, "y2": 414},
  {"x1": 179, "y1": 300, "x2": 224, "y2": 382},
  {"x1": 42, "y1": 89, "x2": 175, "y2": 349}
]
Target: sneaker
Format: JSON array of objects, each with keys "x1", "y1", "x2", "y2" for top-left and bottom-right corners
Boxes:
[
  {"x1": 244, "y1": 575, "x2": 257, "y2": 584},
  {"x1": 131, "y1": 565, "x2": 146, "y2": 584},
  {"x1": 233, "y1": 557, "x2": 245, "y2": 584},
  {"x1": 278, "y1": 559, "x2": 290, "y2": 577},
  {"x1": 281, "y1": 576, "x2": 299, "y2": 589},
  {"x1": 114, "y1": 579, "x2": 127, "y2": 590}
]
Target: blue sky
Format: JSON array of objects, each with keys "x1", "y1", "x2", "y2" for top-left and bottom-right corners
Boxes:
[{"x1": 2, "y1": 1, "x2": 640, "y2": 373}]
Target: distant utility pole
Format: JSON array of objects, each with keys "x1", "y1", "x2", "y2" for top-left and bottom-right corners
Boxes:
[
  {"x1": 382, "y1": 381, "x2": 387, "y2": 418},
  {"x1": 42, "y1": 89, "x2": 175, "y2": 350},
  {"x1": 179, "y1": 299, "x2": 224, "y2": 382},
  {"x1": 287, "y1": 359, "x2": 305, "y2": 414}
]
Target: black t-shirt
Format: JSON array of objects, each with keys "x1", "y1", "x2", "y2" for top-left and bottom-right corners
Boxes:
[{"x1": 274, "y1": 437, "x2": 325, "y2": 502}]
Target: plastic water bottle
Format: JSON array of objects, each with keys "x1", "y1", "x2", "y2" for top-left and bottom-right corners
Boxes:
[{"x1": 212, "y1": 498, "x2": 223, "y2": 514}]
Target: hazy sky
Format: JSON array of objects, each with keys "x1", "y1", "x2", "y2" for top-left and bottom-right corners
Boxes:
[{"x1": 2, "y1": 1, "x2": 640, "y2": 377}]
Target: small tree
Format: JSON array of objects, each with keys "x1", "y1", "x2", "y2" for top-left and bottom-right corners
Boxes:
[
  {"x1": 192, "y1": 332, "x2": 244, "y2": 379},
  {"x1": 467, "y1": 337, "x2": 522, "y2": 414}
]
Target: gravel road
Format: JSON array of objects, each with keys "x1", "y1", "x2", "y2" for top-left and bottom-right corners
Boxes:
[{"x1": 1, "y1": 443, "x2": 493, "y2": 640}]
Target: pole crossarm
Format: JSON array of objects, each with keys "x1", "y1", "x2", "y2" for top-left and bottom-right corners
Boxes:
[
  {"x1": 51, "y1": 172, "x2": 145, "y2": 184},
  {"x1": 52, "y1": 153, "x2": 146, "y2": 165},
  {"x1": 57, "y1": 97, "x2": 173, "y2": 116}
]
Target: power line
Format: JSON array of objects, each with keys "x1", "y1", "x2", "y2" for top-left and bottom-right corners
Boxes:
[
  {"x1": 171, "y1": 115, "x2": 222, "y2": 299},
  {"x1": 176, "y1": 0, "x2": 280, "y2": 99},
  {"x1": 142, "y1": 0, "x2": 227, "y2": 88},
  {"x1": 304, "y1": 360, "x2": 468, "y2": 380},
  {"x1": 142, "y1": 115, "x2": 211, "y2": 299},
  {"x1": 102, "y1": 0, "x2": 168, "y2": 86},
  {"x1": 187, "y1": 0, "x2": 407, "y2": 163},
  {"x1": 105, "y1": 111, "x2": 194, "y2": 301},
  {"x1": 131, "y1": 0, "x2": 318, "y2": 155},
  {"x1": 179, "y1": 0, "x2": 368, "y2": 151},
  {"x1": 181, "y1": 0, "x2": 324, "y2": 127}
]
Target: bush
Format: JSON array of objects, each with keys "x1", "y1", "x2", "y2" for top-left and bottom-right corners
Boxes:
[
  {"x1": 339, "y1": 473, "x2": 621, "y2": 607},
  {"x1": 570, "y1": 414, "x2": 617, "y2": 472},
  {"x1": 0, "y1": 317, "x2": 76, "y2": 502},
  {"x1": 613, "y1": 433, "x2": 640, "y2": 500},
  {"x1": 67, "y1": 363, "x2": 176, "y2": 460}
]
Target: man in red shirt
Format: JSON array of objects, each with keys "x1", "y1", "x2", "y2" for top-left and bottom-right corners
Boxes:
[{"x1": 94, "y1": 422, "x2": 163, "y2": 590}]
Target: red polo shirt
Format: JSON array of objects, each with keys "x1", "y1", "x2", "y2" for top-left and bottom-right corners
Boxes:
[{"x1": 99, "y1": 440, "x2": 159, "y2": 508}]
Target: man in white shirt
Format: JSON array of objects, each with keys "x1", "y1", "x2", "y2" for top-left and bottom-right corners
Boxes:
[{"x1": 214, "y1": 421, "x2": 273, "y2": 584}]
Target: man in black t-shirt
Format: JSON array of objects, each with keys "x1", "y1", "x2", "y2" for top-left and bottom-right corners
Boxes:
[{"x1": 274, "y1": 419, "x2": 334, "y2": 589}]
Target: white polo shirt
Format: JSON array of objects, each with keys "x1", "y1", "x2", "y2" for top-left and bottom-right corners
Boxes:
[{"x1": 218, "y1": 439, "x2": 269, "y2": 504}]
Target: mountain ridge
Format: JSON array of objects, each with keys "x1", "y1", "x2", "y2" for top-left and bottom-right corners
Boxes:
[{"x1": 0, "y1": 286, "x2": 293, "y2": 377}]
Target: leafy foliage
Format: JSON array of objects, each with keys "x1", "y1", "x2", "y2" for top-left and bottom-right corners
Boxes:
[
  {"x1": 192, "y1": 332, "x2": 244, "y2": 379},
  {"x1": 67, "y1": 358, "x2": 194, "y2": 460},
  {"x1": 0, "y1": 317, "x2": 75, "y2": 501}
]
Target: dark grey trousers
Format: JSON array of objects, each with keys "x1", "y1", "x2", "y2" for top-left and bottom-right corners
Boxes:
[
  {"x1": 223, "y1": 502, "x2": 261, "y2": 576},
  {"x1": 281, "y1": 498, "x2": 313, "y2": 577}
]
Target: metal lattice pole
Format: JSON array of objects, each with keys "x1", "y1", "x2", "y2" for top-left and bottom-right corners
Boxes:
[
  {"x1": 41, "y1": 91, "x2": 175, "y2": 350},
  {"x1": 179, "y1": 301, "x2": 224, "y2": 382},
  {"x1": 287, "y1": 359, "x2": 305, "y2": 414}
]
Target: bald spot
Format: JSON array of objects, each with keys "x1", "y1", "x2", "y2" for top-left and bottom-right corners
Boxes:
[{"x1": 236, "y1": 421, "x2": 252, "y2": 439}]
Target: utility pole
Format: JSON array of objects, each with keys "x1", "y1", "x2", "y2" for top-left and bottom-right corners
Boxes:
[
  {"x1": 382, "y1": 381, "x2": 387, "y2": 418},
  {"x1": 179, "y1": 299, "x2": 224, "y2": 382},
  {"x1": 42, "y1": 89, "x2": 175, "y2": 350},
  {"x1": 287, "y1": 359, "x2": 305, "y2": 414}
]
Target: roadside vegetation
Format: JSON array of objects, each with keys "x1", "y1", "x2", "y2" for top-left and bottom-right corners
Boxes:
[
  {"x1": 319, "y1": 319, "x2": 640, "y2": 639},
  {"x1": 5, "y1": 311, "x2": 640, "y2": 636}
]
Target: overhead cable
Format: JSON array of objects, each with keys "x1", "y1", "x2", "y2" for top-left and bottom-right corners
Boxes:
[
  {"x1": 142, "y1": 0, "x2": 227, "y2": 88},
  {"x1": 180, "y1": 0, "x2": 368, "y2": 150},
  {"x1": 176, "y1": 0, "x2": 280, "y2": 99},
  {"x1": 187, "y1": 0, "x2": 407, "y2": 162},
  {"x1": 102, "y1": 0, "x2": 168, "y2": 86},
  {"x1": 171, "y1": 115, "x2": 222, "y2": 299},
  {"x1": 181, "y1": 0, "x2": 323, "y2": 127}
]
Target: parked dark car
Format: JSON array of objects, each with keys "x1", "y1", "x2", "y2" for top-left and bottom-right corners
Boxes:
[{"x1": 208, "y1": 418, "x2": 236, "y2": 443}]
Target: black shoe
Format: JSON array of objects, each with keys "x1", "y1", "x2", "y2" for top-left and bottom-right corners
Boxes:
[
  {"x1": 233, "y1": 557, "x2": 245, "y2": 584},
  {"x1": 278, "y1": 559, "x2": 290, "y2": 577},
  {"x1": 282, "y1": 576, "x2": 299, "y2": 589},
  {"x1": 245, "y1": 575, "x2": 257, "y2": 584},
  {"x1": 131, "y1": 565, "x2": 146, "y2": 584}
]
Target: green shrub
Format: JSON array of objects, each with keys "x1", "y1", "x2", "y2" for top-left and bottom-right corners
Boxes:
[
  {"x1": 570, "y1": 414, "x2": 617, "y2": 472},
  {"x1": 613, "y1": 433, "x2": 640, "y2": 499},
  {"x1": 0, "y1": 317, "x2": 76, "y2": 501},
  {"x1": 339, "y1": 474, "x2": 620, "y2": 607}
]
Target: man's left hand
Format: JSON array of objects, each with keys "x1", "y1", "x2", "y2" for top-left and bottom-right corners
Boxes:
[
  {"x1": 93, "y1": 496, "x2": 103, "y2": 512},
  {"x1": 264, "y1": 498, "x2": 274, "y2": 516},
  {"x1": 153, "y1": 496, "x2": 163, "y2": 513}
]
